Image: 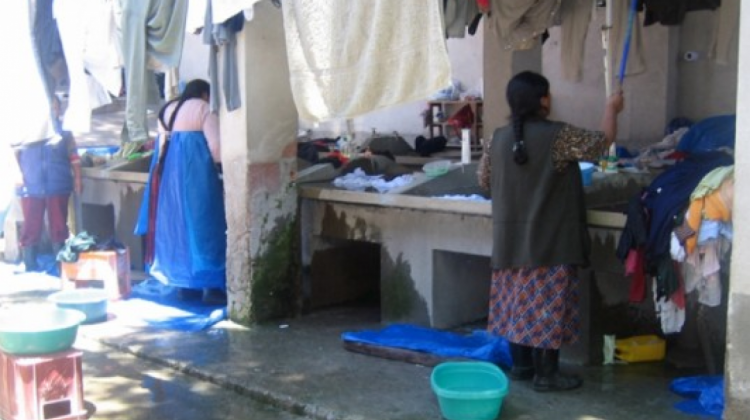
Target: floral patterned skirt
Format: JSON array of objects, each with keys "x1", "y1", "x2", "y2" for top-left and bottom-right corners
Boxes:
[{"x1": 487, "y1": 265, "x2": 580, "y2": 349}]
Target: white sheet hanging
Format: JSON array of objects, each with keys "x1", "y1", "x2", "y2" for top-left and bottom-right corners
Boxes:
[
  {"x1": 212, "y1": 0, "x2": 263, "y2": 24},
  {"x1": 0, "y1": 1, "x2": 56, "y2": 146},
  {"x1": 54, "y1": 0, "x2": 122, "y2": 132},
  {"x1": 282, "y1": 0, "x2": 452, "y2": 123}
]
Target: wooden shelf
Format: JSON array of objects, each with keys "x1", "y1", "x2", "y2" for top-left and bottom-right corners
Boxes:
[{"x1": 426, "y1": 100, "x2": 483, "y2": 146}]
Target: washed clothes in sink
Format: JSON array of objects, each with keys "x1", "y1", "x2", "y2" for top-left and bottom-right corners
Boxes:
[{"x1": 333, "y1": 168, "x2": 413, "y2": 193}]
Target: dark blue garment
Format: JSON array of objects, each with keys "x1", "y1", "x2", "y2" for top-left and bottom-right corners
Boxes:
[
  {"x1": 643, "y1": 151, "x2": 733, "y2": 263},
  {"x1": 149, "y1": 131, "x2": 226, "y2": 290},
  {"x1": 676, "y1": 115, "x2": 735, "y2": 154},
  {"x1": 17, "y1": 134, "x2": 74, "y2": 197}
]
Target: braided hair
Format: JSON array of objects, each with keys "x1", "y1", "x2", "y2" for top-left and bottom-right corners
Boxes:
[{"x1": 505, "y1": 71, "x2": 550, "y2": 165}]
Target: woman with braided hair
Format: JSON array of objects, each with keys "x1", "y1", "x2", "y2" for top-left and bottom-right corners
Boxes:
[
  {"x1": 137, "y1": 79, "x2": 226, "y2": 304},
  {"x1": 478, "y1": 71, "x2": 623, "y2": 392}
]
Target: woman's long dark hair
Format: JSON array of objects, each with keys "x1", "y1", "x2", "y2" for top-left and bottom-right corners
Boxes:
[
  {"x1": 506, "y1": 71, "x2": 550, "y2": 165},
  {"x1": 158, "y1": 79, "x2": 211, "y2": 130}
]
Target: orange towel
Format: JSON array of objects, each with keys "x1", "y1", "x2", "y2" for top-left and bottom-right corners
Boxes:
[{"x1": 685, "y1": 178, "x2": 733, "y2": 254}]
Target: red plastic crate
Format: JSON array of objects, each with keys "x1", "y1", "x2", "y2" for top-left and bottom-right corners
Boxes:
[
  {"x1": 60, "y1": 249, "x2": 131, "y2": 300},
  {"x1": 0, "y1": 350, "x2": 86, "y2": 420}
]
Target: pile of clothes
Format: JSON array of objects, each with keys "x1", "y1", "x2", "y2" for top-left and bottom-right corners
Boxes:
[{"x1": 617, "y1": 115, "x2": 735, "y2": 334}]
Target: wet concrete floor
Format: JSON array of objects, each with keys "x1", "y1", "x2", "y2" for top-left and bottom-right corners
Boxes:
[
  {"x1": 0, "y1": 264, "x2": 701, "y2": 420},
  {"x1": 78, "y1": 336, "x2": 311, "y2": 420}
]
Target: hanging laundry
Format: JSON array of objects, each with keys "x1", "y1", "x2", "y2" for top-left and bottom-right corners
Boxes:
[
  {"x1": 709, "y1": 0, "x2": 738, "y2": 65},
  {"x1": 121, "y1": 0, "x2": 189, "y2": 143},
  {"x1": 203, "y1": 1, "x2": 243, "y2": 113},
  {"x1": 559, "y1": 0, "x2": 593, "y2": 82},
  {"x1": 54, "y1": 0, "x2": 122, "y2": 133},
  {"x1": 33, "y1": 0, "x2": 65, "y2": 98},
  {"x1": 211, "y1": 0, "x2": 263, "y2": 24},
  {"x1": 477, "y1": 0, "x2": 490, "y2": 14},
  {"x1": 282, "y1": 0, "x2": 451, "y2": 123},
  {"x1": 641, "y1": 0, "x2": 721, "y2": 26},
  {"x1": 611, "y1": 0, "x2": 646, "y2": 79},
  {"x1": 486, "y1": 0, "x2": 560, "y2": 51},
  {"x1": 443, "y1": 0, "x2": 479, "y2": 38},
  {"x1": 186, "y1": 0, "x2": 209, "y2": 33},
  {"x1": 1, "y1": 1, "x2": 56, "y2": 147}
]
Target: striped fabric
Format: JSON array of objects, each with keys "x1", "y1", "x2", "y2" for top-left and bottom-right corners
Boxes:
[{"x1": 487, "y1": 265, "x2": 580, "y2": 349}]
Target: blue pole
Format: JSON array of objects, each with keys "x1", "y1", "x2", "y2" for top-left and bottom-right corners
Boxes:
[{"x1": 618, "y1": 0, "x2": 639, "y2": 86}]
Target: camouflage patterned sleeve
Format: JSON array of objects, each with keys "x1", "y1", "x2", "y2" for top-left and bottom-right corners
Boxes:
[
  {"x1": 551, "y1": 124, "x2": 607, "y2": 172},
  {"x1": 477, "y1": 141, "x2": 491, "y2": 191}
]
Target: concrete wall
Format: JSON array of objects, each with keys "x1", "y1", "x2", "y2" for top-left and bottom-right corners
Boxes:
[
  {"x1": 726, "y1": 1, "x2": 750, "y2": 417},
  {"x1": 542, "y1": 8, "x2": 677, "y2": 149},
  {"x1": 677, "y1": 11, "x2": 739, "y2": 121},
  {"x1": 303, "y1": 26, "x2": 485, "y2": 142}
]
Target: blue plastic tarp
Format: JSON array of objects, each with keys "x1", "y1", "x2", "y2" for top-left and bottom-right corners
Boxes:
[
  {"x1": 145, "y1": 131, "x2": 227, "y2": 290},
  {"x1": 670, "y1": 375, "x2": 724, "y2": 418},
  {"x1": 111, "y1": 278, "x2": 226, "y2": 332},
  {"x1": 342, "y1": 324, "x2": 512, "y2": 367}
]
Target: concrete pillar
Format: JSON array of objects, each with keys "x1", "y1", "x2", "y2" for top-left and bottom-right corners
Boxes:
[
  {"x1": 220, "y1": 1, "x2": 299, "y2": 325},
  {"x1": 725, "y1": 1, "x2": 750, "y2": 417}
]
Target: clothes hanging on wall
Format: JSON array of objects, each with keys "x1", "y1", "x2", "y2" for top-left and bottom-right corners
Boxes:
[
  {"x1": 640, "y1": 0, "x2": 721, "y2": 26},
  {"x1": 559, "y1": 0, "x2": 593, "y2": 82},
  {"x1": 282, "y1": 0, "x2": 451, "y2": 123},
  {"x1": 443, "y1": 0, "x2": 479, "y2": 38},
  {"x1": 121, "y1": 0, "x2": 188, "y2": 143},
  {"x1": 486, "y1": 0, "x2": 561, "y2": 50},
  {"x1": 611, "y1": 0, "x2": 646, "y2": 79},
  {"x1": 203, "y1": 1, "x2": 243, "y2": 113}
]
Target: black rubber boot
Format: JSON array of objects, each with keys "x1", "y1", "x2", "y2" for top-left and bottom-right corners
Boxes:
[
  {"x1": 176, "y1": 287, "x2": 202, "y2": 301},
  {"x1": 508, "y1": 343, "x2": 535, "y2": 380},
  {"x1": 22, "y1": 245, "x2": 39, "y2": 272},
  {"x1": 532, "y1": 348, "x2": 583, "y2": 392}
]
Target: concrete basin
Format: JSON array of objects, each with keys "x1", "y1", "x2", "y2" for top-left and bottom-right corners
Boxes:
[
  {"x1": 401, "y1": 163, "x2": 490, "y2": 199},
  {"x1": 106, "y1": 156, "x2": 152, "y2": 173}
]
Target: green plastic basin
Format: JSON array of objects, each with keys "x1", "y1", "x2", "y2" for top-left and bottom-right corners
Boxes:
[
  {"x1": 431, "y1": 361, "x2": 509, "y2": 420},
  {"x1": 0, "y1": 306, "x2": 86, "y2": 355}
]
